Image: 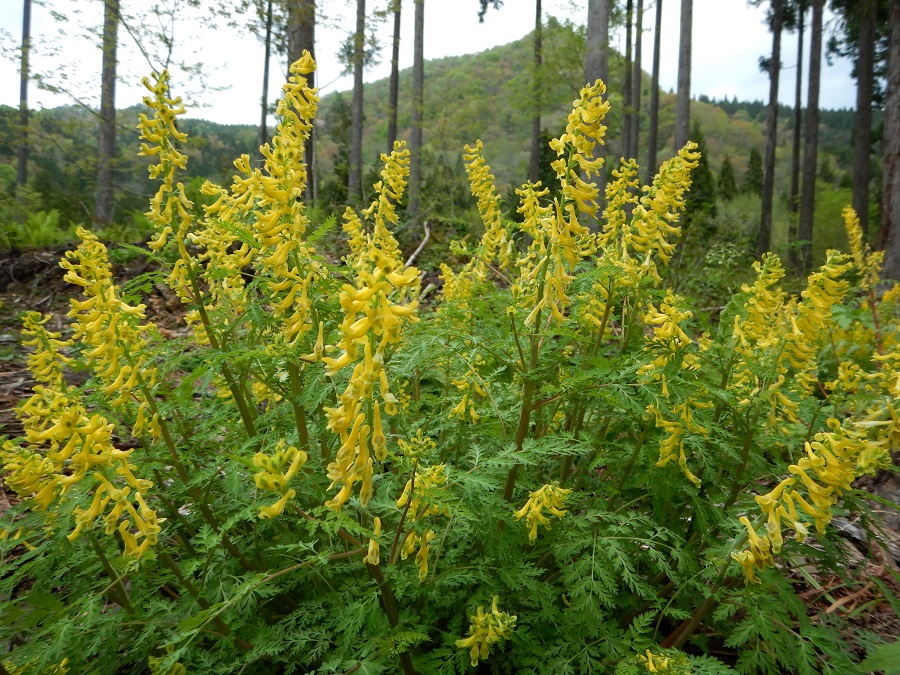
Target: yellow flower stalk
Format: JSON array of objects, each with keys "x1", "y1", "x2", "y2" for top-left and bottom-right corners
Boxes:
[
  {"x1": 455, "y1": 596, "x2": 517, "y2": 667},
  {"x1": 322, "y1": 143, "x2": 419, "y2": 511},
  {"x1": 463, "y1": 140, "x2": 513, "y2": 270},
  {"x1": 253, "y1": 439, "x2": 308, "y2": 519},
  {"x1": 637, "y1": 650, "x2": 673, "y2": 672},
  {"x1": 649, "y1": 399, "x2": 710, "y2": 488},
  {"x1": 637, "y1": 292, "x2": 694, "y2": 396},
  {"x1": 397, "y1": 429, "x2": 436, "y2": 459},
  {"x1": 513, "y1": 483, "x2": 571, "y2": 543},
  {"x1": 396, "y1": 463, "x2": 449, "y2": 522},
  {"x1": 364, "y1": 517, "x2": 382, "y2": 565},
  {"x1": 843, "y1": 205, "x2": 883, "y2": 291}
]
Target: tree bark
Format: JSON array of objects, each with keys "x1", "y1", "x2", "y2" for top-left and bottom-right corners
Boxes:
[
  {"x1": 879, "y1": 1, "x2": 900, "y2": 278},
  {"x1": 852, "y1": 0, "x2": 876, "y2": 238},
  {"x1": 259, "y1": 0, "x2": 274, "y2": 151},
  {"x1": 287, "y1": 0, "x2": 316, "y2": 200},
  {"x1": 646, "y1": 0, "x2": 663, "y2": 182},
  {"x1": 758, "y1": 0, "x2": 783, "y2": 257},
  {"x1": 387, "y1": 0, "x2": 401, "y2": 154},
  {"x1": 585, "y1": 0, "x2": 610, "y2": 197},
  {"x1": 674, "y1": 0, "x2": 692, "y2": 151},
  {"x1": 798, "y1": 0, "x2": 822, "y2": 274},
  {"x1": 623, "y1": 0, "x2": 634, "y2": 159},
  {"x1": 631, "y1": 0, "x2": 644, "y2": 161},
  {"x1": 407, "y1": 0, "x2": 425, "y2": 224},
  {"x1": 94, "y1": 0, "x2": 118, "y2": 226},
  {"x1": 348, "y1": 0, "x2": 365, "y2": 202},
  {"x1": 529, "y1": 0, "x2": 542, "y2": 183},
  {"x1": 17, "y1": 0, "x2": 31, "y2": 198},
  {"x1": 788, "y1": 3, "x2": 803, "y2": 271}
]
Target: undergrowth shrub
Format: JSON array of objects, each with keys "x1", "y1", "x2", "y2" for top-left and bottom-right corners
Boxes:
[{"x1": 1, "y1": 54, "x2": 898, "y2": 675}]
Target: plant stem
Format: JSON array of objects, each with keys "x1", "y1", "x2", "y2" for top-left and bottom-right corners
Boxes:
[
  {"x1": 606, "y1": 422, "x2": 649, "y2": 510},
  {"x1": 287, "y1": 362, "x2": 311, "y2": 457},
  {"x1": 88, "y1": 531, "x2": 136, "y2": 615}
]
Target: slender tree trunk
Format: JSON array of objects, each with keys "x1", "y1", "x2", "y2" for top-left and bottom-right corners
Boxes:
[
  {"x1": 879, "y1": 1, "x2": 900, "y2": 278},
  {"x1": 17, "y1": 0, "x2": 31, "y2": 199},
  {"x1": 674, "y1": 0, "x2": 692, "y2": 150},
  {"x1": 798, "y1": 0, "x2": 822, "y2": 274},
  {"x1": 631, "y1": 0, "x2": 643, "y2": 161},
  {"x1": 529, "y1": 0, "x2": 542, "y2": 183},
  {"x1": 387, "y1": 0, "x2": 401, "y2": 154},
  {"x1": 852, "y1": 0, "x2": 876, "y2": 238},
  {"x1": 623, "y1": 0, "x2": 634, "y2": 158},
  {"x1": 788, "y1": 4, "x2": 804, "y2": 271},
  {"x1": 94, "y1": 0, "x2": 118, "y2": 226},
  {"x1": 407, "y1": 0, "x2": 425, "y2": 224},
  {"x1": 348, "y1": 0, "x2": 365, "y2": 202},
  {"x1": 758, "y1": 0, "x2": 782, "y2": 257},
  {"x1": 259, "y1": 0, "x2": 274, "y2": 150},
  {"x1": 287, "y1": 0, "x2": 316, "y2": 200},
  {"x1": 646, "y1": 0, "x2": 662, "y2": 182},
  {"x1": 585, "y1": 0, "x2": 610, "y2": 197}
]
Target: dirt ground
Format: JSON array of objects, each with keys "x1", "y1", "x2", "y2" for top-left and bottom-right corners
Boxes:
[{"x1": 1, "y1": 244, "x2": 899, "y2": 656}]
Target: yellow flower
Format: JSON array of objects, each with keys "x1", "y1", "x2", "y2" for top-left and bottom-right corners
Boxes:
[
  {"x1": 455, "y1": 596, "x2": 517, "y2": 667},
  {"x1": 513, "y1": 483, "x2": 571, "y2": 543},
  {"x1": 254, "y1": 439, "x2": 307, "y2": 519}
]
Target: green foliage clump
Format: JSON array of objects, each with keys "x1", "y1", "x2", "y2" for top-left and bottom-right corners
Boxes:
[
  {"x1": 1, "y1": 59, "x2": 897, "y2": 675},
  {"x1": 743, "y1": 146, "x2": 763, "y2": 198}
]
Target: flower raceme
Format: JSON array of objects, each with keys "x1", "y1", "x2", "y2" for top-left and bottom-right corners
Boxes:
[
  {"x1": 455, "y1": 596, "x2": 517, "y2": 667},
  {"x1": 514, "y1": 483, "x2": 571, "y2": 543}
]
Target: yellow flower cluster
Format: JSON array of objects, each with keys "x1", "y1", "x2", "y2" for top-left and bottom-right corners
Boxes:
[
  {"x1": 397, "y1": 463, "x2": 449, "y2": 522},
  {"x1": 253, "y1": 439, "x2": 308, "y2": 519},
  {"x1": 4, "y1": 658, "x2": 69, "y2": 675},
  {"x1": 455, "y1": 596, "x2": 517, "y2": 667},
  {"x1": 60, "y1": 228, "x2": 160, "y2": 439},
  {"x1": 649, "y1": 398, "x2": 712, "y2": 488},
  {"x1": 637, "y1": 292, "x2": 694, "y2": 397},
  {"x1": 734, "y1": 418, "x2": 890, "y2": 583},
  {"x1": 514, "y1": 483, "x2": 571, "y2": 543},
  {"x1": 364, "y1": 516, "x2": 383, "y2": 566},
  {"x1": 637, "y1": 649, "x2": 675, "y2": 672},
  {"x1": 844, "y1": 206, "x2": 883, "y2": 291},
  {"x1": 449, "y1": 351, "x2": 486, "y2": 423},
  {"x1": 322, "y1": 144, "x2": 419, "y2": 511},
  {"x1": 397, "y1": 429, "x2": 436, "y2": 459},
  {"x1": 399, "y1": 528, "x2": 436, "y2": 581}
]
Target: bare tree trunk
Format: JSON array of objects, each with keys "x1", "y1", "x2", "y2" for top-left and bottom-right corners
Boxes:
[
  {"x1": 646, "y1": 0, "x2": 662, "y2": 182},
  {"x1": 788, "y1": 3, "x2": 803, "y2": 271},
  {"x1": 879, "y1": 2, "x2": 900, "y2": 278},
  {"x1": 630, "y1": 0, "x2": 644, "y2": 161},
  {"x1": 758, "y1": 0, "x2": 782, "y2": 257},
  {"x1": 798, "y1": 0, "x2": 822, "y2": 274},
  {"x1": 674, "y1": 0, "x2": 692, "y2": 150},
  {"x1": 529, "y1": 0, "x2": 542, "y2": 183},
  {"x1": 407, "y1": 0, "x2": 425, "y2": 224},
  {"x1": 259, "y1": 0, "x2": 274, "y2": 150},
  {"x1": 852, "y1": 0, "x2": 876, "y2": 238},
  {"x1": 585, "y1": 0, "x2": 610, "y2": 196},
  {"x1": 623, "y1": 0, "x2": 634, "y2": 158},
  {"x1": 348, "y1": 0, "x2": 365, "y2": 202},
  {"x1": 387, "y1": 0, "x2": 401, "y2": 153},
  {"x1": 287, "y1": 0, "x2": 316, "y2": 200},
  {"x1": 17, "y1": 0, "x2": 31, "y2": 199},
  {"x1": 94, "y1": 0, "x2": 118, "y2": 226}
]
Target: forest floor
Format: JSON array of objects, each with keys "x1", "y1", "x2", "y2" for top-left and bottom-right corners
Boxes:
[{"x1": 1, "y1": 246, "x2": 900, "y2": 658}]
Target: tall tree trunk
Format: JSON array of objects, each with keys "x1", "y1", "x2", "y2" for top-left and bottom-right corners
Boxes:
[
  {"x1": 623, "y1": 0, "x2": 634, "y2": 158},
  {"x1": 17, "y1": 0, "x2": 31, "y2": 199},
  {"x1": 529, "y1": 0, "x2": 542, "y2": 183},
  {"x1": 259, "y1": 0, "x2": 274, "y2": 151},
  {"x1": 348, "y1": 0, "x2": 365, "y2": 202},
  {"x1": 407, "y1": 0, "x2": 425, "y2": 224},
  {"x1": 585, "y1": 0, "x2": 610, "y2": 197},
  {"x1": 758, "y1": 0, "x2": 783, "y2": 257},
  {"x1": 646, "y1": 0, "x2": 663, "y2": 182},
  {"x1": 94, "y1": 0, "x2": 118, "y2": 226},
  {"x1": 798, "y1": 0, "x2": 822, "y2": 274},
  {"x1": 788, "y1": 3, "x2": 804, "y2": 271},
  {"x1": 674, "y1": 0, "x2": 692, "y2": 150},
  {"x1": 852, "y1": 0, "x2": 876, "y2": 238},
  {"x1": 879, "y1": 1, "x2": 900, "y2": 278},
  {"x1": 287, "y1": 0, "x2": 316, "y2": 200},
  {"x1": 630, "y1": 0, "x2": 644, "y2": 161},
  {"x1": 387, "y1": 0, "x2": 401, "y2": 154}
]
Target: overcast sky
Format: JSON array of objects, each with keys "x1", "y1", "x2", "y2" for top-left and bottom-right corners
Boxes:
[{"x1": 0, "y1": 0, "x2": 857, "y2": 126}]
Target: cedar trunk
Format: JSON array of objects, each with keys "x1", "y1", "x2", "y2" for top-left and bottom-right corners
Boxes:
[
  {"x1": 798, "y1": 0, "x2": 822, "y2": 274},
  {"x1": 646, "y1": 0, "x2": 663, "y2": 182},
  {"x1": 387, "y1": 0, "x2": 401, "y2": 154},
  {"x1": 348, "y1": 0, "x2": 366, "y2": 202},
  {"x1": 879, "y1": 2, "x2": 900, "y2": 278},
  {"x1": 529, "y1": 0, "x2": 542, "y2": 183},
  {"x1": 585, "y1": 0, "x2": 610, "y2": 197},
  {"x1": 852, "y1": 0, "x2": 876, "y2": 238},
  {"x1": 788, "y1": 4, "x2": 804, "y2": 270},
  {"x1": 758, "y1": 0, "x2": 783, "y2": 257},
  {"x1": 407, "y1": 0, "x2": 425, "y2": 224},
  {"x1": 94, "y1": 0, "x2": 118, "y2": 226},
  {"x1": 674, "y1": 0, "x2": 692, "y2": 150},
  {"x1": 259, "y1": 0, "x2": 274, "y2": 150},
  {"x1": 623, "y1": 0, "x2": 633, "y2": 159},
  {"x1": 17, "y1": 0, "x2": 31, "y2": 195},
  {"x1": 631, "y1": 0, "x2": 643, "y2": 161},
  {"x1": 287, "y1": 0, "x2": 316, "y2": 200}
]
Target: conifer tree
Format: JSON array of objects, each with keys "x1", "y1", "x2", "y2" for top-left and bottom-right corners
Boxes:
[
  {"x1": 744, "y1": 146, "x2": 764, "y2": 197},
  {"x1": 348, "y1": 0, "x2": 366, "y2": 202},
  {"x1": 798, "y1": 0, "x2": 823, "y2": 273},
  {"x1": 94, "y1": 0, "x2": 118, "y2": 226},
  {"x1": 758, "y1": 0, "x2": 783, "y2": 257},
  {"x1": 684, "y1": 121, "x2": 716, "y2": 222},
  {"x1": 646, "y1": 0, "x2": 663, "y2": 183},
  {"x1": 881, "y1": 1, "x2": 900, "y2": 278},
  {"x1": 719, "y1": 155, "x2": 737, "y2": 202},
  {"x1": 674, "y1": 0, "x2": 693, "y2": 150}
]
